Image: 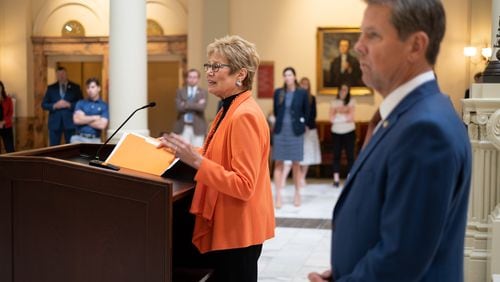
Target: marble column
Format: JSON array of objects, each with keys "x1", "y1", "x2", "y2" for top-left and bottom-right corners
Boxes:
[
  {"x1": 463, "y1": 83, "x2": 500, "y2": 281},
  {"x1": 491, "y1": 205, "x2": 500, "y2": 278},
  {"x1": 108, "y1": 0, "x2": 148, "y2": 141},
  {"x1": 463, "y1": 1, "x2": 500, "y2": 280},
  {"x1": 491, "y1": 0, "x2": 500, "y2": 52}
]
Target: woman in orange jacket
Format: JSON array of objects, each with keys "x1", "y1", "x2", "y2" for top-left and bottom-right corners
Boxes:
[
  {"x1": 158, "y1": 35, "x2": 275, "y2": 282},
  {"x1": 0, "y1": 81, "x2": 15, "y2": 153}
]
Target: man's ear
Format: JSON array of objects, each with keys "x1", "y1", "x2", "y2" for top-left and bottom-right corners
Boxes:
[{"x1": 407, "y1": 31, "x2": 429, "y2": 63}]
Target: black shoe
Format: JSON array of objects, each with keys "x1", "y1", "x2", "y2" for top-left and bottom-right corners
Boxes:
[{"x1": 333, "y1": 181, "x2": 340, "y2": 188}]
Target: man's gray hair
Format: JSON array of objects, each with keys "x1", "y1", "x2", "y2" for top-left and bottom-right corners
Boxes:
[{"x1": 365, "y1": 0, "x2": 446, "y2": 65}]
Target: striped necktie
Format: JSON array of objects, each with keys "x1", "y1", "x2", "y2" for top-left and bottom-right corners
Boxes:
[
  {"x1": 188, "y1": 87, "x2": 195, "y2": 99},
  {"x1": 60, "y1": 83, "x2": 66, "y2": 98}
]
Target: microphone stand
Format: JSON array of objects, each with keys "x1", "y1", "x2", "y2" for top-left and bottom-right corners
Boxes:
[{"x1": 89, "y1": 102, "x2": 156, "y2": 170}]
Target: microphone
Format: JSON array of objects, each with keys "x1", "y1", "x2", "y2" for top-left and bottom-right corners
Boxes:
[{"x1": 89, "y1": 102, "x2": 156, "y2": 170}]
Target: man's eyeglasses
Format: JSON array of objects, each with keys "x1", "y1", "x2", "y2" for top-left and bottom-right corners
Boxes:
[{"x1": 203, "y1": 63, "x2": 231, "y2": 72}]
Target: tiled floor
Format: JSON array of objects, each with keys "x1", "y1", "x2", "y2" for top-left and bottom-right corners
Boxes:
[{"x1": 258, "y1": 178, "x2": 342, "y2": 281}]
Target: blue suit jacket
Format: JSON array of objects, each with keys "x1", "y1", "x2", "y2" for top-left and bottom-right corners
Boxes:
[
  {"x1": 273, "y1": 87, "x2": 309, "y2": 135},
  {"x1": 331, "y1": 80, "x2": 472, "y2": 282},
  {"x1": 41, "y1": 81, "x2": 83, "y2": 130}
]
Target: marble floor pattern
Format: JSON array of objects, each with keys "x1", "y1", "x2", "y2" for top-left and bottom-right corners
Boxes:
[{"x1": 258, "y1": 178, "x2": 342, "y2": 282}]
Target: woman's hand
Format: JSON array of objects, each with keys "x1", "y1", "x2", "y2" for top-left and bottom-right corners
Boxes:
[
  {"x1": 157, "y1": 132, "x2": 203, "y2": 169},
  {"x1": 337, "y1": 105, "x2": 349, "y2": 114}
]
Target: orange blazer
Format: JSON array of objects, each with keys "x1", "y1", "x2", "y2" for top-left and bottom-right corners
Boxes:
[{"x1": 190, "y1": 91, "x2": 275, "y2": 253}]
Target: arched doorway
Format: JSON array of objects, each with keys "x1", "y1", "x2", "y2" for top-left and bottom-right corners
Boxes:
[{"x1": 31, "y1": 35, "x2": 187, "y2": 148}]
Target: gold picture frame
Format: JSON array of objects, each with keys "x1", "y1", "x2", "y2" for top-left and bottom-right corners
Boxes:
[{"x1": 316, "y1": 27, "x2": 372, "y2": 95}]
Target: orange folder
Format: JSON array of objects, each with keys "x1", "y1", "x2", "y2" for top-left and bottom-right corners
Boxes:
[{"x1": 105, "y1": 132, "x2": 179, "y2": 176}]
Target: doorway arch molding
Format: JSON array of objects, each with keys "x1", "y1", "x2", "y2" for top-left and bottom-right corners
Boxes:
[{"x1": 30, "y1": 35, "x2": 187, "y2": 148}]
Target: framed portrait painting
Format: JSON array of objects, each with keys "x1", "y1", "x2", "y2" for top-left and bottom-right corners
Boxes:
[{"x1": 316, "y1": 27, "x2": 372, "y2": 95}]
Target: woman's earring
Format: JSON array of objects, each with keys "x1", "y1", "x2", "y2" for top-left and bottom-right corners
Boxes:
[{"x1": 236, "y1": 80, "x2": 242, "y2": 87}]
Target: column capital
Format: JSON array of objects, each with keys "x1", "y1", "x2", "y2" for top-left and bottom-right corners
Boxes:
[
  {"x1": 487, "y1": 109, "x2": 500, "y2": 150},
  {"x1": 463, "y1": 98, "x2": 500, "y2": 143}
]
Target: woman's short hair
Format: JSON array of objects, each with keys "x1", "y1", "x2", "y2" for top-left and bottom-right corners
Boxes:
[{"x1": 207, "y1": 35, "x2": 260, "y2": 90}]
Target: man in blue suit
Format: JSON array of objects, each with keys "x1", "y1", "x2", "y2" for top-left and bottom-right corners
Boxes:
[
  {"x1": 309, "y1": 0, "x2": 472, "y2": 281},
  {"x1": 42, "y1": 66, "x2": 83, "y2": 146}
]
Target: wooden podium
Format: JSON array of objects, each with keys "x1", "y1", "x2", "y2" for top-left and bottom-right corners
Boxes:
[{"x1": 0, "y1": 144, "x2": 206, "y2": 282}]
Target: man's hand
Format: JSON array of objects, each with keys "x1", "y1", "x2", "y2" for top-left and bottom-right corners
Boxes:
[
  {"x1": 308, "y1": 269, "x2": 332, "y2": 282},
  {"x1": 53, "y1": 99, "x2": 71, "y2": 109}
]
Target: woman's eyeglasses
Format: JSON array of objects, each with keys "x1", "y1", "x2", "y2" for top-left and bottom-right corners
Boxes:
[{"x1": 203, "y1": 63, "x2": 231, "y2": 72}]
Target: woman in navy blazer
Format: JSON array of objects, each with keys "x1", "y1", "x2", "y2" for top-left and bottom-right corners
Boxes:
[{"x1": 272, "y1": 67, "x2": 309, "y2": 208}]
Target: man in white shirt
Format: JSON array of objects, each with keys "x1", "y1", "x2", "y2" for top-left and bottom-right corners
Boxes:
[{"x1": 173, "y1": 69, "x2": 208, "y2": 147}]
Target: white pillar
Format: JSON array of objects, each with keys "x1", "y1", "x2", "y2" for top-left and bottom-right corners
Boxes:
[
  {"x1": 108, "y1": 0, "x2": 148, "y2": 142},
  {"x1": 490, "y1": 205, "x2": 500, "y2": 279},
  {"x1": 462, "y1": 84, "x2": 500, "y2": 282}
]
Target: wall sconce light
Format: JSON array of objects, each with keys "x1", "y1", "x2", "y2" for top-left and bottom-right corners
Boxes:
[
  {"x1": 464, "y1": 45, "x2": 489, "y2": 85},
  {"x1": 464, "y1": 46, "x2": 477, "y2": 57},
  {"x1": 481, "y1": 47, "x2": 492, "y2": 61},
  {"x1": 464, "y1": 46, "x2": 491, "y2": 63}
]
